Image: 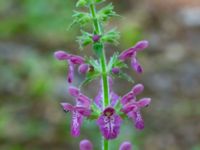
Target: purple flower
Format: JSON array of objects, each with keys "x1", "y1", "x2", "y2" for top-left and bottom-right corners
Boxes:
[
  {"x1": 68, "y1": 86, "x2": 91, "y2": 108},
  {"x1": 97, "y1": 107, "x2": 122, "y2": 140},
  {"x1": 61, "y1": 103, "x2": 90, "y2": 137},
  {"x1": 78, "y1": 64, "x2": 89, "y2": 74},
  {"x1": 119, "y1": 141, "x2": 133, "y2": 150},
  {"x1": 54, "y1": 50, "x2": 85, "y2": 83},
  {"x1": 61, "y1": 86, "x2": 91, "y2": 137},
  {"x1": 94, "y1": 77, "x2": 119, "y2": 109},
  {"x1": 121, "y1": 83, "x2": 151, "y2": 130},
  {"x1": 118, "y1": 40, "x2": 149, "y2": 74},
  {"x1": 80, "y1": 139, "x2": 93, "y2": 150}
]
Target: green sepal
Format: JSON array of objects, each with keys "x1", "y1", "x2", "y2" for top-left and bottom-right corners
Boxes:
[
  {"x1": 94, "y1": 0, "x2": 105, "y2": 4},
  {"x1": 77, "y1": 31, "x2": 93, "y2": 48},
  {"x1": 72, "y1": 11, "x2": 91, "y2": 26},
  {"x1": 86, "y1": 57, "x2": 101, "y2": 72},
  {"x1": 101, "y1": 28, "x2": 120, "y2": 45},
  {"x1": 76, "y1": 0, "x2": 88, "y2": 7},
  {"x1": 107, "y1": 53, "x2": 127, "y2": 72},
  {"x1": 92, "y1": 42, "x2": 103, "y2": 57},
  {"x1": 97, "y1": 3, "x2": 118, "y2": 22}
]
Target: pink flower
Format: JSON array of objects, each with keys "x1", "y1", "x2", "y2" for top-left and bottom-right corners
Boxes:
[
  {"x1": 54, "y1": 50, "x2": 85, "y2": 83},
  {"x1": 61, "y1": 103, "x2": 90, "y2": 137},
  {"x1": 97, "y1": 107, "x2": 122, "y2": 140},
  {"x1": 121, "y1": 83, "x2": 151, "y2": 130},
  {"x1": 61, "y1": 86, "x2": 91, "y2": 137},
  {"x1": 119, "y1": 40, "x2": 149, "y2": 74}
]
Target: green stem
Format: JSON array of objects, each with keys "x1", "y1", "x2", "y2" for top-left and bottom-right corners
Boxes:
[{"x1": 89, "y1": 2, "x2": 110, "y2": 150}]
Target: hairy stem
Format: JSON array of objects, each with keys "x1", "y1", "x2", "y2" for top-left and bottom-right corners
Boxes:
[{"x1": 89, "y1": 2, "x2": 110, "y2": 150}]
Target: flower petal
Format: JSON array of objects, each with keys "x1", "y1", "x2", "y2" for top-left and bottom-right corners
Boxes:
[
  {"x1": 131, "y1": 55, "x2": 143, "y2": 74},
  {"x1": 119, "y1": 141, "x2": 133, "y2": 150},
  {"x1": 80, "y1": 139, "x2": 93, "y2": 150},
  {"x1": 67, "y1": 61, "x2": 74, "y2": 83},
  {"x1": 54, "y1": 51, "x2": 70, "y2": 60},
  {"x1": 71, "y1": 111, "x2": 83, "y2": 137},
  {"x1": 121, "y1": 104, "x2": 137, "y2": 114},
  {"x1": 60, "y1": 103, "x2": 74, "y2": 112},
  {"x1": 132, "y1": 40, "x2": 149, "y2": 51},
  {"x1": 97, "y1": 107, "x2": 122, "y2": 140},
  {"x1": 70, "y1": 55, "x2": 84, "y2": 64},
  {"x1": 137, "y1": 98, "x2": 151, "y2": 108},
  {"x1": 76, "y1": 107, "x2": 91, "y2": 116},
  {"x1": 121, "y1": 91, "x2": 135, "y2": 105},
  {"x1": 118, "y1": 49, "x2": 134, "y2": 61},
  {"x1": 132, "y1": 84, "x2": 144, "y2": 95},
  {"x1": 69, "y1": 86, "x2": 80, "y2": 97},
  {"x1": 129, "y1": 111, "x2": 144, "y2": 130},
  {"x1": 118, "y1": 40, "x2": 149, "y2": 61},
  {"x1": 76, "y1": 94, "x2": 91, "y2": 108}
]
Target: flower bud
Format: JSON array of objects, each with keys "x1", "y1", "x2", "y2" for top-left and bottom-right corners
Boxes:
[
  {"x1": 112, "y1": 67, "x2": 120, "y2": 74},
  {"x1": 80, "y1": 139, "x2": 93, "y2": 150},
  {"x1": 78, "y1": 64, "x2": 89, "y2": 74},
  {"x1": 119, "y1": 141, "x2": 133, "y2": 150},
  {"x1": 92, "y1": 35, "x2": 101, "y2": 42},
  {"x1": 54, "y1": 51, "x2": 70, "y2": 60}
]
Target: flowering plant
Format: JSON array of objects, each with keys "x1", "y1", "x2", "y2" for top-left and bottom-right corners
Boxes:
[{"x1": 54, "y1": 0, "x2": 151, "y2": 149}]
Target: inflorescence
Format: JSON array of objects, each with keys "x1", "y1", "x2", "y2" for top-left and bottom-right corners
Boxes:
[{"x1": 54, "y1": 0, "x2": 151, "y2": 149}]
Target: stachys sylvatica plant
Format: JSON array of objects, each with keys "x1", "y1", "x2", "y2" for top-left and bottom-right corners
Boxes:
[{"x1": 54, "y1": 0, "x2": 151, "y2": 149}]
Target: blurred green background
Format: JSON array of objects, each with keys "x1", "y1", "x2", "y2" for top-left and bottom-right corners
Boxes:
[{"x1": 0, "y1": 0, "x2": 200, "y2": 150}]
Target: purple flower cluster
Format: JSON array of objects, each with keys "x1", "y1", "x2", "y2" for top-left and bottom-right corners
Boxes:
[{"x1": 54, "y1": 40, "x2": 151, "y2": 149}]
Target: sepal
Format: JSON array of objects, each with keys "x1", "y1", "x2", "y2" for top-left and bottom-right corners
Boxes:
[
  {"x1": 101, "y1": 29, "x2": 120, "y2": 45},
  {"x1": 77, "y1": 31, "x2": 93, "y2": 48},
  {"x1": 97, "y1": 3, "x2": 118, "y2": 22}
]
